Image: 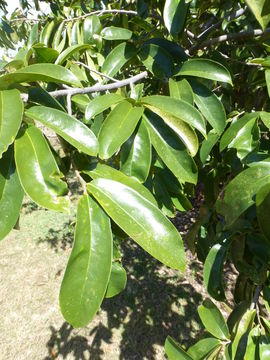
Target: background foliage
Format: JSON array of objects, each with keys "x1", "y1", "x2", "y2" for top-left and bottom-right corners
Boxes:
[{"x1": 1, "y1": 0, "x2": 270, "y2": 358}]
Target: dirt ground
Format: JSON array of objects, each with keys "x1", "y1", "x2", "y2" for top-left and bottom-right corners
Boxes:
[{"x1": 0, "y1": 196, "x2": 214, "y2": 360}]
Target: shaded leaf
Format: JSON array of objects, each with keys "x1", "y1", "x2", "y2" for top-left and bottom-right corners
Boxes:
[
  {"x1": 15, "y1": 126, "x2": 69, "y2": 212},
  {"x1": 105, "y1": 262, "x2": 127, "y2": 298},
  {"x1": 256, "y1": 183, "x2": 270, "y2": 241},
  {"x1": 246, "y1": 0, "x2": 270, "y2": 30},
  {"x1": 0, "y1": 89, "x2": 23, "y2": 158},
  {"x1": 163, "y1": 0, "x2": 189, "y2": 35},
  {"x1": 0, "y1": 147, "x2": 24, "y2": 241}
]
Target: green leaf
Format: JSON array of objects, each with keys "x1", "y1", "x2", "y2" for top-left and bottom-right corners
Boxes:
[
  {"x1": 25, "y1": 106, "x2": 98, "y2": 156},
  {"x1": 216, "y1": 163, "x2": 270, "y2": 226},
  {"x1": 85, "y1": 163, "x2": 157, "y2": 206},
  {"x1": 28, "y1": 23, "x2": 39, "y2": 48},
  {"x1": 265, "y1": 70, "x2": 270, "y2": 98},
  {"x1": 153, "y1": 175, "x2": 175, "y2": 217},
  {"x1": 40, "y1": 20, "x2": 56, "y2": 46},
  {"x1": 101, "y1": 27, "x2": 132, "y2": 40},
  {"x1": 85, "y1": 93, "x2": 124, "y2": 121},
  {"x1": 98, "y1": 101, "x2": 144, "y2": 159},
  {"x1": 220, "y1": 113, "x2": 259, "y2": 151},
  {"x1": 0, "y1": 89, "x2": 23, "y2": 158},
  {"x1": 87, "y1": 178, "x2": 185, "y2": 271},
  {"x1": 52, "y1": 21, "x2": 65, "y2": 49},
  {"x1": 169, "y1": 78, "x2": 194, "y2": 105},
  {"x1": 189, "y1": 79, "x2": 226, "y2": 135},
  {"x1": 144, "y1": 38, "x2": 188, "y2": 61},
  {"x1": 55, "y1": 44, "x2": 91, "y2": 65},
  {"x1": 259, "y1": 334, "x2": 270, "y2": 358},
  {"x1": 187, "y1": 338, "x2": 222, "y2": 359},
  {"x1": 143, "y1": 111, "x2": 198, "y2": 184},
  {"x1": 263, "y1": 285, "x2": 270, "y2": 314},
  {"x1": 203, "y1": 240, "x2": 230, "y2": 301},
  {"x1": 0, "y1": 63, "x2": 81, "y2": 90},
  {"x1": 101, "y1": 42, "x2": 136, "y2": 78},
  {"x1": 163, "y1": 0, "x2": 189, "y2": 36},
  {"x1": 0, "y1": 147, "x2": 24, "y2": 241},
  {"x1": 200, "y1": 130, "x2": 219, "y2": 164},
  {"x1": 245, "y1": 0, "x2": 270, "y2": 30},
  {"x1": 138, "y1": 43, "x2": 174, "y2": 79},
  {"x1": 231, "y1": 309, "x2": 256, "y2": 359},
  {"x1": 105, "y1": 262, "x2": 127, "y2": 298},
  {"x1": 59, "y1": 195, "x2": 112, "y2": 328},
  {"x1": 15, "y1": 126, "x2": 69, "y2": 212},
  {"x1": 120, "y1": 120, "x2": 151, "y2": 183},
  {"x1": 28, "y1": 87, "x2": 65, "y2": 111},
  {"x1": 165, "y1": 336, "x2": 193, "y2": 360},
  {"x1": 142, "y1": 95, "x2": 206, "y2": 137},
  {"x1": 83, "y1": 15, "x2": 102, "y2": 44},
  {"x1": 256, "y1": 183, "x2": 270, "y2": 241},
  {"x1": 33, "y1": 45, "x2": 59, "y2": 63},
  {"x1": 198, "y1": 298, "x2": 230, "y2": 340},
  {"x1": 176, "y1": 59, "x2": 232, "y2": 85}
]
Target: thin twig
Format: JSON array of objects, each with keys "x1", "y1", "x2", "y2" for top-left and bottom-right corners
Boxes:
[
  {"x1": 65, "y1": 9, "x2": 137, "y2": 22},
  {"x1": 188, "y1": 7, "x2": 247, "y2": 55},
  {"x1": 66, "y1": 94, "x2": 72, "y2": 116},
  {"x1": 218, "y1": 51, "x2": 262, "y2": 67},
  {"x1": 21, "y1": 71, "x2": 148, "y2": 101},
  {"x1": 197, "y1": 28, "x2": 270, "y2": 49},
  {"x1": 75, "y1": 61, "x2": 119, "y2": 82}
]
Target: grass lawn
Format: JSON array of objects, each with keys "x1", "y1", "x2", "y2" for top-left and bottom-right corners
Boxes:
[{"x1": 0, "y1": 196, "x2": 207, "y2": 359}]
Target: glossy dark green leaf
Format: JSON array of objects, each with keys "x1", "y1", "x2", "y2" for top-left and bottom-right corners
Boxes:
[
  {"x1": 0, "y1": 89, "x2": 23, "y2": 158},
  {"x1": 165, "y1": 336, "x2": 193, "y2": 360},
  {"x1": 0, "y1": 63, "x2": 81, "y2": 90},
  {"x1": 25, "y1": 106, "x2": 98, "y2": 156},
  {"x1": 15, "y1": 126, "x2": 69, "y2": 212},
  {"x1": 220, "y1": 113, "x2": 259, "y2": 151},
  {"x1": 105, "y1": 262, "x2": 127, "y2": 298},
  {"x1": 189, "y1": 79, "x2": 226, "y2": 134},
  {"x1": 200, "y1": 130, "x2": 219, "y2": 164},
  {"x1": 256, "y1": 183, "x2": 270, "y2": 241},
  {"x1": 60, "y1": 195, "x2": 112, "y2": 328},
  {"x1": 176, "y1": 59, "x2": 232, "y2": 85},
  {"x1": 231, "y1": 309, "x2": 256, "y2": 359},
  {"x1": 0, "y1": 147, "x2": 24, "y2": 241},
  {"x1": 28, "y1": 87, "x2": 65, "y2": 111},
  {"x1": 246, "y1": 0, "x2": 270, "y2": 30},
  {"x1": 87, "y1": 178, "x2": 185, "y2": 271},
  {"x1": 169, "y1": 78, "x2": 194, "y2": 105},
  {"x1": 83, "y1": 15, "x2": 102, "y2": 44},
  {"x1": 28, "y1": 23, "x2": 39, "y2": 47},
  {"x1": 187, "y1": 338, "x2": 222, "y2": 359},
  {"x1": 163, "y1": 0, "x2": 189, "y2": 35},
  {"x1": 263, "y1": 285, "x2": 270, "y2": 314},
  {"x1": 144, "y1": 38, "x2": 188, "y2": 61},
  {"x1": 266, "y1": 70, "x2": 270, "y2": 98},
  {"x1": 203, "y1": 239, "x2": 230, "y2": 300},
  {"x1": 55, "y1": 44, "x2": 90, "y2": 65},
  {"x1": 40, "y1": 20, "x2": 56, "y2": 46},
  {"x1": 138, "y1": 43, "x2": 174, "y2": 79},
  {"x1": 143, "y1": 111, "x2": 198, "y2": 184},
  {"x1": 198, "y1": 298, "x2": 230, "y2": 340},
  {"x1": 33, "y1": 45, "x2": 59, "y2": 63},
  {"x1": 85, "y1": 93, "x2": 124, "y2": 121},
  {"x1": 52, "y1": 21, "x2": 65, "y2": 49},
  {"x1": 86, "y1": 163, "x2": 157, "y2": 205},
  {"x1": 142, "y1": 95, "x2": 206, "y2": 137},
  {"x1": 120, "y1": 120, "x2": 151, "y2": 183},
  {"x1": 259, "y1": 334, "x2": 270, "y2": 358},
  {"x1": 216, "y1": 163, "x2": 270, "y2": 226},
  {"x1": 98, "y1": 101, "x2": 144, "y2": 159},
  {"x1": 101, "y1": 27, "x2": 132, "y2": 40},
  {"x1": 101, "y1": 42, "x2": 136, "y2": 78},
  {"x1": 153, "y1": 175, "x2": 175, "y2": 217},
  {"x1": 70, "y1": 20, "x2": 81, "y2": 46}
]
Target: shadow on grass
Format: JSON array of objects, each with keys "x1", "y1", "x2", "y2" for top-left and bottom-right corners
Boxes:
[{"x1": 44, "y1": 241, "x2": 203, "y2": 360}]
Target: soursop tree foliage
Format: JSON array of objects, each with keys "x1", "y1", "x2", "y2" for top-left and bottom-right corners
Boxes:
[{"x1": 1, "y1": 0, "x2": 270, "y2": 357}]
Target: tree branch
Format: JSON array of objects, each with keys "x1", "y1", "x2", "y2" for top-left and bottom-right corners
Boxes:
[
  {"x1": 197, "y1": 28, "x2": 270, "y2": 50},
  {"x1": 21, "y1": 71, "x2": 148, "y2": 102},
  {"x1": 188, "y1": 7, "x2": 247, "y2": 55},
  {"x1": 250, "y1": 285, "x2": 262, "y2": 310},
  {"x1": 64, "y1": 9, "x2": 137, "y2": 22}
]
